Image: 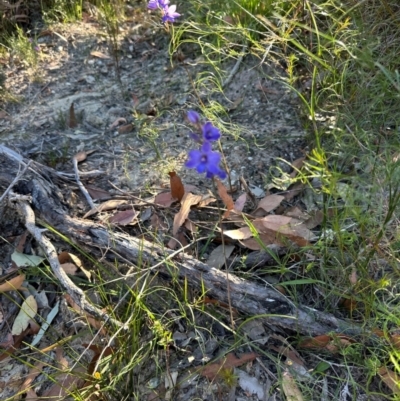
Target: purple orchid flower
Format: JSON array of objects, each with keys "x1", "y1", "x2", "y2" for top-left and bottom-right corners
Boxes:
[
  {"x1": 202, "y1": 122, "x2": 221, "y2": 142},
  {"x1": 161, "y1": 4, "x2": 180, "y2": 23},
  {"x1": 185, "y1": 141, "x2": 226, "y2": 179},
  {"x1": 148, "y1": 0, "x2": 169, "y2": 10}
]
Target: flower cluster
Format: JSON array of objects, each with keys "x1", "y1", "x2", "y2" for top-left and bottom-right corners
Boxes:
[
  {"x1": 185, "y1": 111, "x2": 226, "y2": 179},
  {"x1": 148, "y1": 0, "x2": 180, "y2": 23}
]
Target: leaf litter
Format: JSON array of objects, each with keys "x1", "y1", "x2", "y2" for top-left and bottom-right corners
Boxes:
[{"x1": 0, "y1": 4, "x2": 382, "y2": 400}]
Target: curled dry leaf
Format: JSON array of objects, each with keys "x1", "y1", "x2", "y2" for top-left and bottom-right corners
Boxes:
[
  {"x1": 109, "y1": 117, "x2": 127, "y2": 129},
  {"x1": 169, "y1": 171, "x2": 185, "y2": 202},
  {"x1": 173, "y1": 192, "x2": 202, "y2": 236},
  {"x1": 215, "y1": 178, "x2": 234, "y2": 218},
  {"x1": 200, "y1": 352, "x2": 258, "y2": 381},
  {"x1": 0, "y1": 274, "x2": 25, "y2": 292},
  {"x1": 73, "y1": 149, "x2": 96, "y2": 163},
  {"x1": 118, "y1": 123, "x2": 134, "y2": 134},
  {"x1": 83, "y1": 199, "x2": 128, "y2": 218}
]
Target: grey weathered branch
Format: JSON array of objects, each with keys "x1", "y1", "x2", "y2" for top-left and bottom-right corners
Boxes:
[{"x1": 0, "y1": 150, "x2": 362, "y2": 337}]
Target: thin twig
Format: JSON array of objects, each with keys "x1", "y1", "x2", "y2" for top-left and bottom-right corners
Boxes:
[
  {"x1": 72, "y1": 156, "x2": 95, "y2": 209},
  {"x1": 10, "y1": 192, "x2": 122, "y2": 328},
  {"x1": 222, "y1": 45, "x2": 248, "y2": 89},
  {"x1": 0, "y1": 161, "x2": 31, "y2": 203}
]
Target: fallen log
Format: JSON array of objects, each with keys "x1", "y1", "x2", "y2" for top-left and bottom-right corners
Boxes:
[{"x1": 0, "y1": 148, "x2": 361, "y2": 337}]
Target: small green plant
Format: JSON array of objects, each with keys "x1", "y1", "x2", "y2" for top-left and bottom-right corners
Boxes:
[{"x1": 8, "y1": 27, "x2": 40, "y2": 68}]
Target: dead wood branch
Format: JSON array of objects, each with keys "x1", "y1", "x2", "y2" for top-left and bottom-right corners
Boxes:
[{"x1": 0, "y1": 152, "x2": 361, "y2": 337}]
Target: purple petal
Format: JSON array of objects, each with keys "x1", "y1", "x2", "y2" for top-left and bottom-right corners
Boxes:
[
  {"x1": 147, "y1": 0, "x2": 158, "y2": 9},
  {"x1": 205, "y1": 151, "x2": 221, "y2": 165},
  {"x1": 185, "y1": 150, "x2": 202, "y2": 168},
  {"x1": 202, "y1": 122, "x2": 221, "y2": 142},
  {"x1": 201, "y1": 141, "x2": 212, "y2": 153},
  {"x1": 187, "y1": 110, "x2": 200, "y2": 124}
]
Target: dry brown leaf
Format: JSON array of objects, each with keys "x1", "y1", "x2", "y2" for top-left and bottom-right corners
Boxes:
[
  {"x1": 73, "y1": 149, "x2": 95, "y2": 163},
  {"x1": 378, "y1": 367, "x2": 400, "y2": 394},
  {"x1": 282, "y1": 370, "x2": 304, "y2": 401},
  {"x1": 173, "y1": 192, "x2": 202, "y2": 236},
  {"x1": 69, "y1": 102, "x2": 78, "y2": 128},
  {"x1": 240, "y1": 233, "x2": 276, "y2": 250},
  {"x1": 154, "y1": 192, "x2": 175, "y2": 207},
  {"x1": 253, "y1": 215, "x2": 313, "y2": 246},
  {"x1": 0, "y1": 274, "x2": 25, "y2": 292},
  {"x1": 200, "y1": 352, "x2": 257, "y2": 380},
  {"x1": 118, "y1": 123, "x2": 134, "y2": 134},
  {"x1": 169, "y1": 171, "x2": 185, "y2": 202},
  {"x1": 304, "y1": 210, "x2": 325, "y2": 229},
  {"x1": 83, "y1": 199, "x2": 128, "y2": 218},
  {"x1": 253, "y1": 194, "x2": 284, "y2": 216},
  {"x1": 58, "y1": 252, "x2": 91, "y2": 281},
  {"x1": 90, "y1": 50, "x2": 110, "y2": 59},
  {"x1": 167, "y1": 232, "x2": 188, "y2": 250},
  {"x1": 60, "y1": 263, "x2": 78, "y2": 275},
  {"x1": 234, "y1": 193, "x2": 247, "y2": 212},
  {"x1": 198, "y1": 196, "x2": 216, "y2": 208},
  {"x1": 58, "y1": 251, "x2": 70, "y2": 264},
  {"x1": 0, "y1": 328, "x2": 31, "y2": 362},
  {"x1": 20, "y1": 361, "x2": 45, "y2": 393},
  {"x1": 269, "y1": 345, "x2": 305, "y2": 367},
  {"x1": 284, "y1": 206, "x2": 309, "y2": 220},
  {"x1": 85, "y1": 186, "x2": 111, "y2": 201},
  {"x1": 283, "y1": 182, "x2": 305, "y2": 201},
  {"x1": 41, "y1": 367, "x2": 86, "y2": 398},
  {"x1": 224, "y1": 227, "x2": 253, "y2": 240},
  {"x1": 339, "y1": 297, "x2": 357, "y2": 312},
  {"x1": 150, "y1": 213, "x2": 167, "y2": 230},
  {"x1": 108, "y1": 209, "x2": 138, "y2": 225},
  {"x1": 64, "y1": 294, "x2": 107, "y2": 335},
  {"x1": 215, "y1": 178, "x2": 234, "y2": 218},
  {"x1": 109, "y1": 117, "x2": 127, "y2": 129},
  {"x1": 184, "y1": 219, "x2": 197, "y2": 233},
  {"x1": 85, "y1": 344, "x2": 115, "y2": 376},
  {"x1": 16, "y1": 230, "x2": 28, "y2": 252},
  {"x1": 298, "y1": 334, "x2": 354, "y2": 353},
  {"x1": 289, "y1": 157, "x2": 305, "y2": 178}
]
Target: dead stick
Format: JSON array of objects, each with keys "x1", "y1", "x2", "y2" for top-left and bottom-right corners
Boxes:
[{"x1": 10, "y1": 192, "x2": 122, "y2": 328}]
